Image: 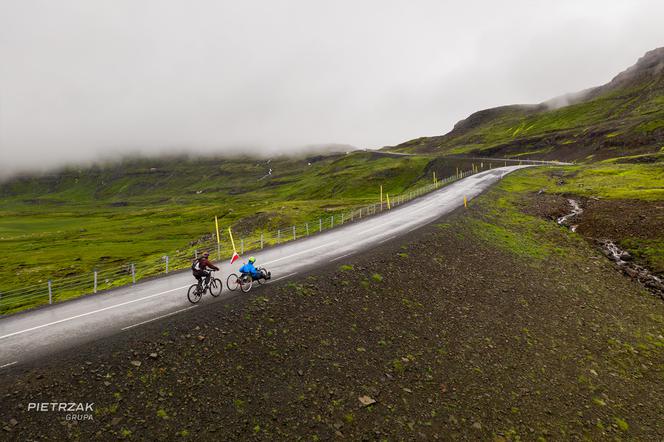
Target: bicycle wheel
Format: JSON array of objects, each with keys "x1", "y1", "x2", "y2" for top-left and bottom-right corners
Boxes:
[
  {"x1": 240, "y1": 275, "x2": 253, "y2": 293},
  {"x1": 256, "y1": 268, "x2": 268, "y2": 285},
  {"x1": 227, "y1": 273, "x2": 240, "y2": 291},
  {"x1": 187, "y1": 284, "x2": 202, "y2": 304},
  {"x1": 209, "y1": 278, "x2": 222, "y2": 297}
]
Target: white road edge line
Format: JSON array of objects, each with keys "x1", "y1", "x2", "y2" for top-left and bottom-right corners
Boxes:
[
  {"x1": 1, "y1": 361, "x2": 18, "y2": 369},
  {"x1": 263, "y1": 242, "x2": 338, "y2": 266},
  {"x1": 122, "y1": 305, "x2": 198, "y2": 331},
  {"x1": 269, "y1": 272, "x2": 297, "y2": 283},
  {"x1": 0, "y1": 285, "x2": 190, "y2": 341},
  {"x1": 331, "y1": 252, "x2": 355, "y2": 262}
]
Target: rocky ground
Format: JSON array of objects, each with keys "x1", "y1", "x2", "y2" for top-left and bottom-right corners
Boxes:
[{"x1": 1, "y1": 189, "x2": 663, "y2": 441}]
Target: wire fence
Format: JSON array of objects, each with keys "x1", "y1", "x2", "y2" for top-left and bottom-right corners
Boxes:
[{"x1": 0, "y1": 167, "x2": 480, "y2": 315}]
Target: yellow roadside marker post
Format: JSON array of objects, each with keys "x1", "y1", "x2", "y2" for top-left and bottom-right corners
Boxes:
[
  {"x1": 215, "y1": 216, "x2": 221, "y2": 259},
  {"x1": 380, "y1": 185, "x2": 383, "y2": 211},
  {"x1": 464, "y1": 196, "x2": 468, "y2": 208},
  {"x1": 386, "y1": 193, "x2": 391, "y2": 210}
]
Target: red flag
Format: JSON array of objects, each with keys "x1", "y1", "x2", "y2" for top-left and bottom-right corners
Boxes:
[{"x1": 230, "y1": 251, "x2": 239, "y2": 264}]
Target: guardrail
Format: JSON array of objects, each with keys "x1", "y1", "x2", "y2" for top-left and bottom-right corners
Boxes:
[
  {"x1": 0, "y1": 166, "x2": 494, "y2": 315},
  {"x1": 443, "y1": 155, "x2": 573, "y2": 166}
]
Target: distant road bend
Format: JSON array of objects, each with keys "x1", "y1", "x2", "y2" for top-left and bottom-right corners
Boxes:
[{"x1": 0, "y1": 165, "x2": 530, "y2": 367}]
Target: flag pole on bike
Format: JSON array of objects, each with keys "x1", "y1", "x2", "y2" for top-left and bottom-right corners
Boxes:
[
  {"x1": 215, "y1": 216, "x2": 221, "y2": 259},
  {"x1": 228, "y1": 227, "x2": 240, "y2": 264}
]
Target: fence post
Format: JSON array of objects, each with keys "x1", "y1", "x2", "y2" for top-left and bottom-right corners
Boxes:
[
  {"x1": 305, "y1": 223, "x2": 309, "y2": 236},
  {"x1": 165, "y1": 256, "x2": 169, "y2": 274},
  {"x1": 131, "y1": 263, "x2": 136, "y2": 284},
  {"x1": 48, "y1": 280, "x2": 52, "y2": 304},
  {"x1": 277, "y1": 229, "x2": 281, "y2": 244},
  {"x1": 93, "y1": 270, "x2": 98, "y2": 294},
  {"x1": 330, "y1": 216, "x2": 333, "y2": 229},
  {"x1": 319, "y1": 218, "x2": 322, "y2": 232},
  {"x1": 260, "y1": 233, "x2": 264, "y2": 249}
]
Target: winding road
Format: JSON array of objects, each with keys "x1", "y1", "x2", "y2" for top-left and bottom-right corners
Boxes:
[{"x1": 0, "y1": 165, "x2": 529, "y2": 368}]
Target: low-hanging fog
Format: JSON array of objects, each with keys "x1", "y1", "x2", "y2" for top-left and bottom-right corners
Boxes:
[{"x1": 1, "y1": 0, "x2": 663, "y2": 176}]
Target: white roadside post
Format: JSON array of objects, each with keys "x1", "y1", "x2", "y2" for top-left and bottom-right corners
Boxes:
[
  {"x1": 165, "y1": 256, "x2": 169, "y2": 274},
  {"x1": 241, "y1": 239, "x2": 244, "y2": 254},
  {"x1": 292, "y1": 225, "x2": 296, "y2": 240},
  {"x1": 305, "y1": 223, "x2": 309, "y2": 236},
  {"x1": 319, "y1": 218, "x2": 322, "y2": 232},
  {"x1": 93, "y1": 270, "x2": 98, "y2": 294},
  {"x1": 260, "y1": 233, "x2": 264, "y2": 249},
  {"x1": 131, "y1": 263, "x2": 136, "y2": 284},
  {"x1": 277, "y1": 229, "x2": 281, "y2": 244},
  {"x1": 48, "y1": 280, "x2": 52, "y2": 304},
  {"x1": 330, "y1": 216, "x2": 333, "y2": 229}
]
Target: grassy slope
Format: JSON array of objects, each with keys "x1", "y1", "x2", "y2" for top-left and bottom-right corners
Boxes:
[
  {"x1": 0, "y1": 152, "x2": 437, "y2": 306},
  {"x1": 475, "y1": 160, "x2": 664, "y2": 272}
]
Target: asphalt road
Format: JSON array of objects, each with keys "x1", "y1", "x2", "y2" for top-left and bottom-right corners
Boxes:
[{"x1": 0, "y1": 165, "x2": 529, "y2": 368}]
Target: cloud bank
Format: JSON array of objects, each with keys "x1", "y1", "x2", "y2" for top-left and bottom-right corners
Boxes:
[{"x1": 1, "y1": 0, "x2": 663, "y2": 174}]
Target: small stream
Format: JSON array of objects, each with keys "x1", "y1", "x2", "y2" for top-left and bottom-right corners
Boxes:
[
  {"x1": 599, "y1": 239, "x2": 664, "y2": 298},
  {"x1": 557, "y1": 199, "x2": 583, "y2": 232},
  {"x1": 556, "y1": 199, "x2": 664, "y2": 299}
]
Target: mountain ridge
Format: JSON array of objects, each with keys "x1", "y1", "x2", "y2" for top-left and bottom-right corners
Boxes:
[{"x1": 387, "y1": 47, "x2": 664, "y2": 161}]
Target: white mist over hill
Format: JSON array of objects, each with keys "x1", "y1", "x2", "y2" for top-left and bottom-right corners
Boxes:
[{"x1": 1, "y1": 0, "x2": 663, "y2": 175}]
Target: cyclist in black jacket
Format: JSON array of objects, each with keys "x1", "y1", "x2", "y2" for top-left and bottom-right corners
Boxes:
[{"x1": 191, "y1": 251, "x2": 219, "y2": 287}]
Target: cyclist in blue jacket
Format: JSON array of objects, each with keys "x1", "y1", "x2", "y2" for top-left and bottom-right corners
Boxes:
[{"x1": 239, "y1": 257, "x2": 262, "y2": 280}]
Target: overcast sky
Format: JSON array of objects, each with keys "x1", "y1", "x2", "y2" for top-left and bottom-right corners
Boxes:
[{"x1": 1, "y1": 0, "x2": 663, "y2": 174}]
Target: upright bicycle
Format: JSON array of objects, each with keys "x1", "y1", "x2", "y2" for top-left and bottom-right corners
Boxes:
[{"x1": 187, "y1": 271, "x2": 222, "y2": 304}]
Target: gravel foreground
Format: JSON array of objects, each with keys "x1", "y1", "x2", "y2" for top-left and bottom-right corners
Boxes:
[{"x1": 1, "y1": 199, "x2": 663, "y2": 441}]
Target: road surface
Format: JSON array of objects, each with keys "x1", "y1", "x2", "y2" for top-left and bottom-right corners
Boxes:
[{"x1": 0, "y1": 165, "x2": 529, "y2": 368}]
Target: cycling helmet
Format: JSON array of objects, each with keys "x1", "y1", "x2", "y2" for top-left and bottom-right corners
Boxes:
[
  {"x1": 202, "y1": 251, "x2": 210, "y2": 258},
  {"x1": 248, "y1": 256, "x2": 256, "y2": 263}
]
